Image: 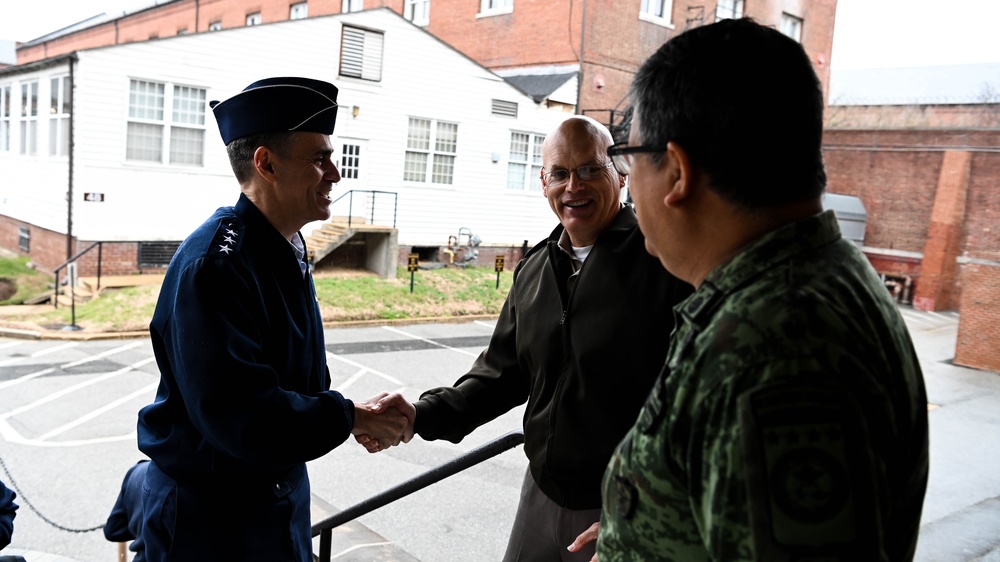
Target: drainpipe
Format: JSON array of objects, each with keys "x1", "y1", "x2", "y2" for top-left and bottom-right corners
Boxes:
[
  {"x1": 576, "y1": 0, "x2": 587, "y2": 115},
  {"x1": 195, "y1": 0, "x2": 200, "y2": 32},
  {"x1": 65, "y1": 55, "x2": 77, "y2": 260}
]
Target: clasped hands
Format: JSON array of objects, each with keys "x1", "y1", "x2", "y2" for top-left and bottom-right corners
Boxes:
[{"x1": 352, "y1": 392, "x2": 415, "y2": 453}]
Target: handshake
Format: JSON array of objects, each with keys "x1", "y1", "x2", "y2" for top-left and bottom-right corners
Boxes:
[{"x1": 351, "y1": 392, "x2": 415, "y2": 453}]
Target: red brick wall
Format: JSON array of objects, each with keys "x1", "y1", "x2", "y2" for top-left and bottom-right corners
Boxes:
[
  {"x1": 955, "y1": 261, "x2": 1000, "y2": 372},
  {"x1": 823, "y1": 129, "x2": 1000, "y2": 311}
]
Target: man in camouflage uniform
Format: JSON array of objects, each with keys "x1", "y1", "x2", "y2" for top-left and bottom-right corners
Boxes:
[{"x1": 594, "y1": 18, "x2": 929, "y2": 561}]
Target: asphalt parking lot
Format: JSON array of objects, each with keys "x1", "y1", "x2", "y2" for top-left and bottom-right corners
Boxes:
[{"x1": 1, "y1": 308, "x2": 998, "y2": 561}]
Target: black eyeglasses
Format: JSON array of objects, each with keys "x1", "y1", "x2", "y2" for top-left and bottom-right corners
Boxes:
[
  {"x1": 607, "y1": 142, "x2": 662, "y2": 175},
  {"x1": 540, "y1": 163, "x2": 613, "y2": 186}
]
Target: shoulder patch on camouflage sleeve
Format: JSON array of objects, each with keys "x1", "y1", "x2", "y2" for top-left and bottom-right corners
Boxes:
[
  {"x1": 737, "y1": 382, "x2": 883, "y2": 561},
  {"x1": 209, "y1": 217, "x2": 245, "y2": 257}
]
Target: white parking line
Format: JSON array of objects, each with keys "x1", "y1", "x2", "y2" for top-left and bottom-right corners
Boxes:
[
  {"x1": 37, "y1": 381, "x2": 158, "y2": 441},
  {"x1": 0, "y1": 357, "x2": 155, "y2": 420},
  {"x1": 381, "y1": 326, "x2": 479, "y2": 358},
  {"x1": 0, "y1": 341, "x2": 79, "y2": 368},
  {"x1": 334, "y1": 367, "x2": 369, "y2": 393},
  {"x1": 327, "y1": 352, "x2": 403, "y2": 385},
  {"x1": 0, "y1": 367, "x2": 56, "y2": 391},
  {"x1": 0, "y1": 341, "x2": 24, "y2": 350},
  {"x1": 60, "y1": 341, "x2": 144, "y2": 369},
  {"x1": 473, "y1": 320, "x2": 497, "y2": 330}
]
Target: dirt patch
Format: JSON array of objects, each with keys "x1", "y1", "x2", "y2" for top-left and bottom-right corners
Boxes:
[{"x1": 0, "y1": 278, "x2": 16, "y2": 301}]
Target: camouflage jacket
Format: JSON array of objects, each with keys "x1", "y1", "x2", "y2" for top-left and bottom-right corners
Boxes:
[{"x1": 597, "y1": 210, "x2": 929, "y2": 561}]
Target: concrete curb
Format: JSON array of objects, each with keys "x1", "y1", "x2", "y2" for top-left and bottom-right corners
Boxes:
[{"x1": 0, "y1": 314, "x2": 500, "y2": 341}]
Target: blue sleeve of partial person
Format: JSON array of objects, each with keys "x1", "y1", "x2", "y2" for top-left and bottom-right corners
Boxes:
[
  {"x1": 0, "y1": 481, "x2": 17, "y2": 550},
  {"x1": 104, "y1": 461, "x2": 149, "y2": 544}
]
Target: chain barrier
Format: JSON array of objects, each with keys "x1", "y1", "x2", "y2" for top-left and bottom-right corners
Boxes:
[{"x1": 0, "y1": 451, "x2": 104, "y2": 533}]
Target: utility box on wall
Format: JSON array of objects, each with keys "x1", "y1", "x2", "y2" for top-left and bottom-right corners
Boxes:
[{"x1": 822, "y1": 193, "x2": 868, "y2": 248}]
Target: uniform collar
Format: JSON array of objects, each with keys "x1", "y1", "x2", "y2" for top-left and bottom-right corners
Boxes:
[{"x1": 679, "y1": 210, "x2": 843, "y2": 324}]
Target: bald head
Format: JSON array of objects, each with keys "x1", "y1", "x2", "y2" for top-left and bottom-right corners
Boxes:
[{"x1": 540, "y1": 116, "x2": 625, "y2": 247}]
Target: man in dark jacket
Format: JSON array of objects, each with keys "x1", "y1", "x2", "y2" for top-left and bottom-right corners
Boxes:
[
  {"x1": 137, "y1": 77, "x2": 408, "y2": 562},
  {"x1": 362, "y1": 116, "x2": 692, "y2": 561}
]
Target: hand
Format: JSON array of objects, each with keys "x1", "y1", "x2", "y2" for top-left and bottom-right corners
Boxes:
[
  {"x1": 567, "y1": 521, "x2": 599, "y2": 562},
  {"x1": 352, "y1": 392, "x2": 415, "y2": 453}
]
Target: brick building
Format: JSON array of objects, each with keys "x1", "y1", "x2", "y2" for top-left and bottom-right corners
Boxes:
[
  {"x1": 826, "y1": 63, "x2": 1000, "y2": 371},
  {"x1": 13, "y1": 0, "x2": 839, "y2": 122}
]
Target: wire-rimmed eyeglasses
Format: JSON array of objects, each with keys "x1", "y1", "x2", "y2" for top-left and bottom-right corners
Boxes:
[
  {"x1": 540, "y1": 163, "x2": 613, "y2": 186},
  {"x1": 607, "y1": 142, "x2": 662, "y2": 175}
]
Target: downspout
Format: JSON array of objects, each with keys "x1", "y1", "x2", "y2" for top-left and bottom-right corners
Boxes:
[
  {"x1": 576, "y1": 0, "x2": 587, "y2": 115},
  {"x1": 195, "y1": 0, "x2": 200, "y2": 32},
  {"x1": 115, "y1": 20, "x2": 120, "y2": 45},
  {"x1": 66, "y1": 55, "x2": 77, "y2": 260}
]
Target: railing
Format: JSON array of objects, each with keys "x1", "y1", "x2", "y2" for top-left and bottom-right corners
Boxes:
[
  {"x1": 330, "y1": 190, "x2": 398, "y2": 229},
  {"x1": 311, "y1": 429, "x2": 525, "y2": 562},
  {"x1": 52, "y1": 242, "x2": 103, "y2": 308}
]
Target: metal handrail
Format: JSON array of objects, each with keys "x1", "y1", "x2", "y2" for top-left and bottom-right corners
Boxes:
[
  {"x1": 311, "y1": 429, "x2": 525, "y2": 562},
  {"x1": 52, "y1": 241, "x2": 103, "y2": 308},
  {"x1": 328, "y1": 189, "x2": 399, "y2": 229}
]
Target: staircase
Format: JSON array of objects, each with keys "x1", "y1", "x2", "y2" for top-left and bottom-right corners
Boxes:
[{"x1": 303, "y1": 216, "x2": 399, "y2": 279}]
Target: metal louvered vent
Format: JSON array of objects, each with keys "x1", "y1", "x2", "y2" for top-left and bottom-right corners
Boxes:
[{"x1": 491, "y1": 99, "x2": 518, "y2": 118}]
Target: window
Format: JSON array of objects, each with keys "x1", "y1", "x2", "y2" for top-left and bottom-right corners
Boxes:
[
  {"x1": 340, "y1": 26, "x2": 383, "y2": 82},
  {"x1": 340, "y1": 143, "x2": 361, "y2": 179},
  {"x1": 290, "y1": 2, "x2": 308, "y2": 20},
  {"x1": 640, "y1": 0, "x2": 672, "y2": 22},
  {"x1": 507, "y1": 132, "x2": 544, "y2": 191},
  {"x1": 246, "y1": 12, "x2": 262, "y2": 26},
  {"x1": 343, "y1": 0, "x2": 363, "y2": 12},
  {"x1": 715, "y1": 0, "x2": 743, "y2": 21},
  {"x1": 20, "y1": 81, "x2": 38, "y2": 155},
  {"x1": 49, "y1": 76, "x2": 71, "y2": 157},
  {"x1": 405, "y1": 0, "x2": 430, "y2": 26},
  {"x1": 781, "y1": 13, "x2": 803, "y2": 42},
  {"x1": 479, "y1": 0, "x2": 512, "y2": 16},
  {"x1": 0, "y1": 85, "x2": 10, "y2": 153},
  {"x1": 126, "y1": 79, "x2": 206, "y2": 165},
  {"x1": 18, "y1": 227, "x2": 29, "y2": 252},
  {"x1": 208, "y1": 21, "x2": 222, "y2": 31},
  {"x1": 404, "y1": 118, "x2": 457, "y2": 185},
  {"x1": 170, "y1": 85, "x2": 207, "y2": 165},
  {"x1": 177, "y1": 28, "x2": 189, "y2": 35}
]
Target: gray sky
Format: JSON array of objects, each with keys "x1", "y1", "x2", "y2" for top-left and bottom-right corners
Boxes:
[{"x1": 1, "y1": 0, "x2": 998, "y2": 69}]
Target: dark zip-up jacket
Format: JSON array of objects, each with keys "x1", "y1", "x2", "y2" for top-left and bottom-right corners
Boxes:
[{"x1": 414, "y1": 206, "x2": 692, "y2": 509}]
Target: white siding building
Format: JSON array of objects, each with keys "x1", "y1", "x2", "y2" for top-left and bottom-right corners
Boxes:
[{"x1": 0, "y1": 8, "x2": 570, "y2": 273}]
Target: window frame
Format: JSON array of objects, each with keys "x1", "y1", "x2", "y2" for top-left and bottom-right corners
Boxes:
[
  {"x1": 403, "y1": 117, "x2": 458, "y2": 186},
  {"x1": 506, "y1": 131, "x2": 544, "y2": 192},
  {"x1": 405, "y1": 0, "x2": 430, "y2": 26},
  {"x1": 19, "y1": 80, "x2": 38, "y2": 156},
  {"x1": 246, "y1": 12, "x2": 262, "y2": 26},
  {"x1": 125, "y1": 78, "x2": 207, "y2": 167},
  {"x1": 343, "y1": 0, "x2": 364, "y2": 12},
  {"x1": 49, "y1": 75, "x2": 71, "y2": 158},
  {"x1": 477, "y1": 0, "x2": 512, "y2": 18},
  {"x1": 208, "y1": 21, "x2": 222, "y2": 31},
  {"x1": 290, "y1": 2, "x2": 308, "y2": 20},
  {"x1": 638, "y1": 0, "x2": 674, "y2": 28},
  {"x1": 0, "y1": 84, "x2": 11, "y2": 153},
  {"x1": 715, "y1": 0, "x2": 744, "y2": 21},
  {"x1": 780, "y1": 12, "x2": 803, "y2": 42}
]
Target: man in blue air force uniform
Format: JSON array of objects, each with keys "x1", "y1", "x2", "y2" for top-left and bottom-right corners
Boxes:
[{"x1": 137, "y1": 77, "x2": 408, "y2": 562}]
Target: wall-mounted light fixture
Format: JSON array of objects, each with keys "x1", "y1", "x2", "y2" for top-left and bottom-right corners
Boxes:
[{"x1": 352, "y1": 105, "x2": 360, "y2": 118}]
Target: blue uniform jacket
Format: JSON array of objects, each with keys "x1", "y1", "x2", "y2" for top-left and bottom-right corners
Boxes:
[{"x1": 137, "y1": 194, "x2": 354, "y2": 560}]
